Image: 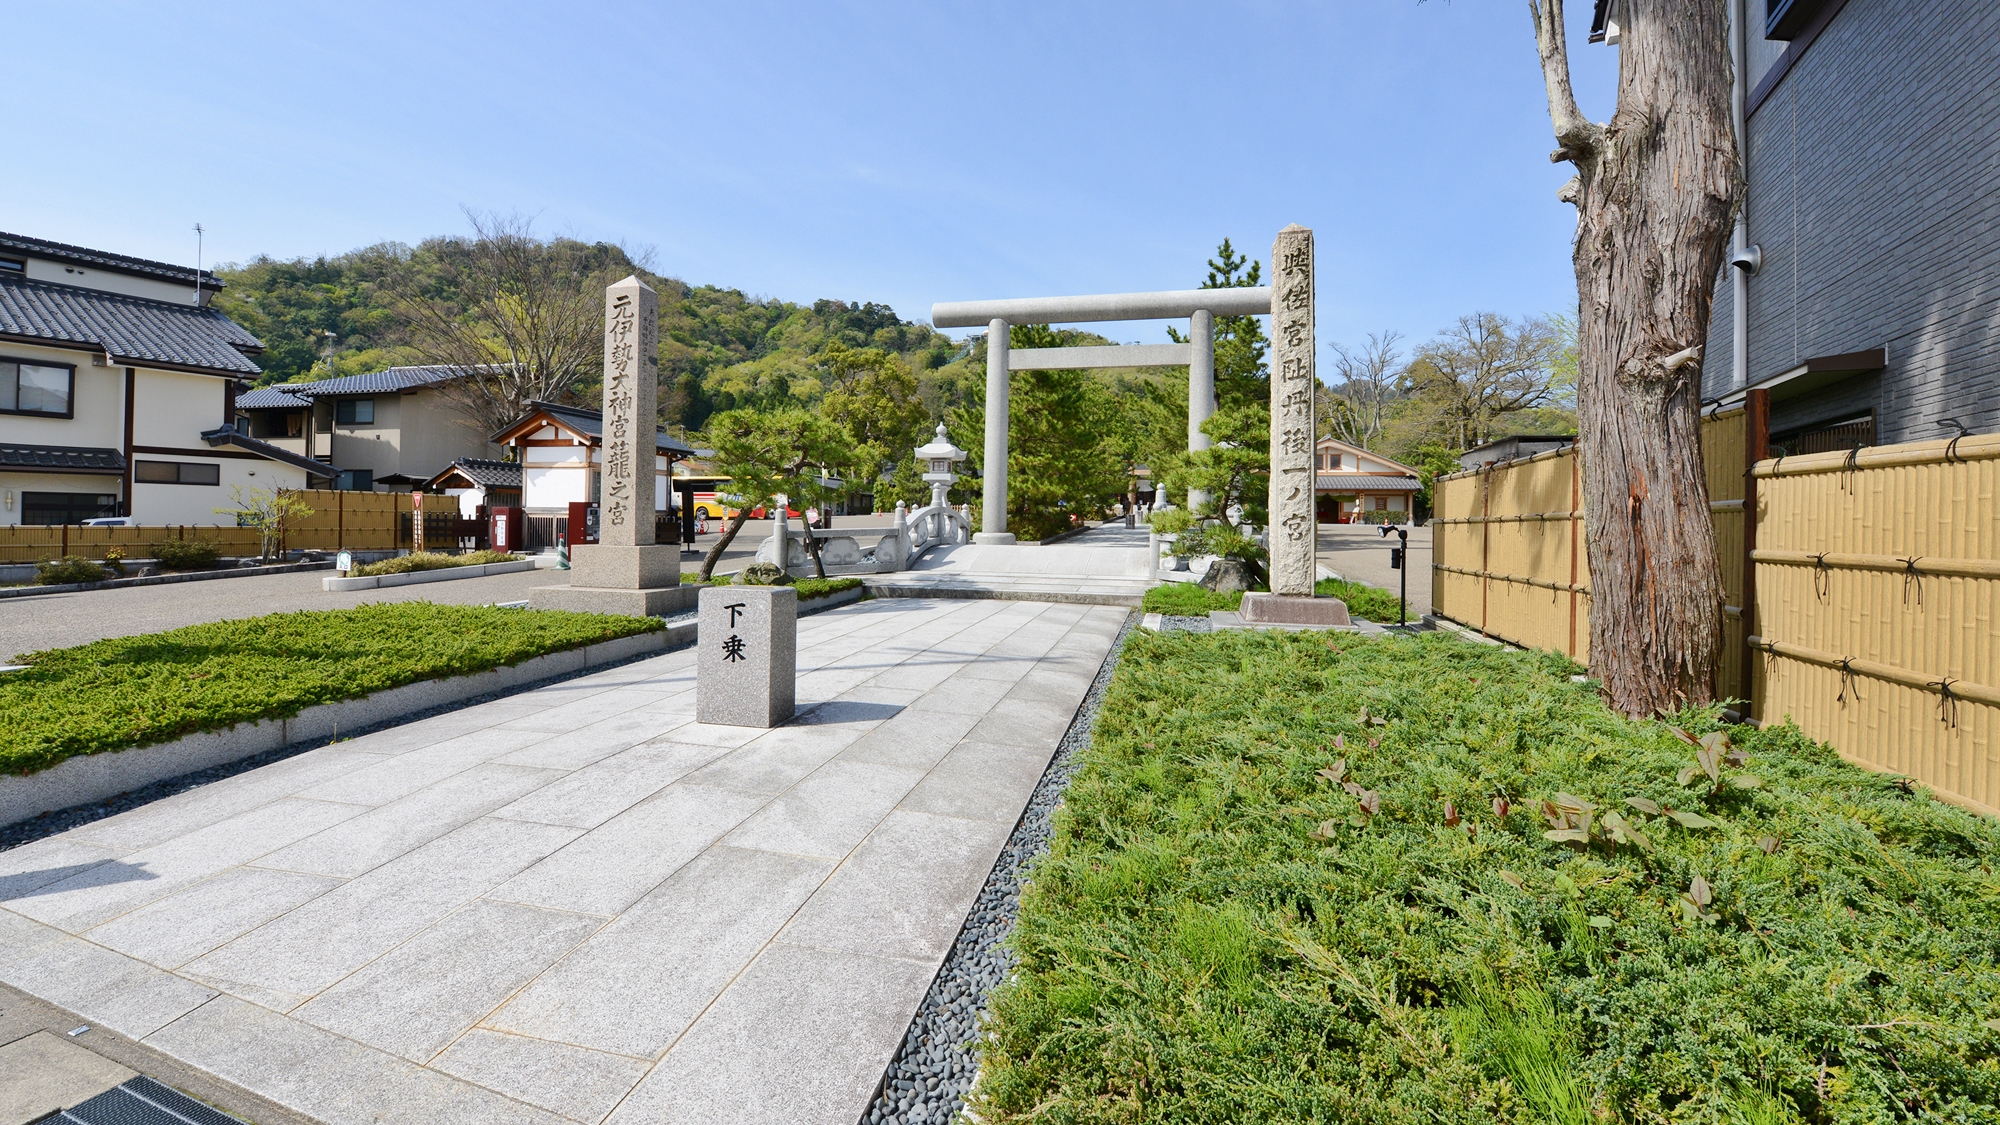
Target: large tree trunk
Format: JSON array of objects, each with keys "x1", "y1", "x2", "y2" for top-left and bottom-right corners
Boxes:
[{"x1": 1533, "y1": 0, "x2": 1737, "y2": 716}]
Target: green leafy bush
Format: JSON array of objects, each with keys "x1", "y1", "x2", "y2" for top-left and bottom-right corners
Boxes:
[
  {"x1": 1315, "y1": 576, "x2": 1406, "y2": 623},
  {"x1": 0, "y1": 603, "x2": 661, "y2": 775},
  {"x1": 151, "y1": 538, "x2": 221, "y2": 571},
  {"x1": 975, "y1": 630, "x2": 2000, "y2": 1124},
  {"x1": 350, "y1": 549, "x2": 521, "y2": 577},
  {"x1": 792, "y1": 576, "x2": 862, "y2": 600},
  {"x1": 736, "y1": 562, "x2": 793, "y2": 586},
  {"x1": 34, "y1": 556, "x2": 108, "y2": 585},
  {"x1": 1142, "y1": 583, "x2": 1244, "y2": 615}
]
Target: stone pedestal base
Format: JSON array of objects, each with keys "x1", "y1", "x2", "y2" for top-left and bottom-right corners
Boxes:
[
  {"x1": 569, "y1": 543, "x2": 680, "y2": 590},
  {"x1": 971, "y1": 532, "x2": 1017, "y2": 545},
  {"x1": 1238, "y1": 592, "x2": 1351, "y2": 627},
  {"x1": 528, "y1": 584, "x2": 699, "y2": 617},
  {"x1": 697, "y1": 586, "x2": 797, "y2": 727}
]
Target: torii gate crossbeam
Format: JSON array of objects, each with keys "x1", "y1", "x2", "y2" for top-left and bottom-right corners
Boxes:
[{"x1": 931, "y1": 286, "x2": 1273, "y2": 543}]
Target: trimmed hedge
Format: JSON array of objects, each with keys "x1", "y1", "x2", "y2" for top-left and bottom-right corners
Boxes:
[
  {"x1": 0, "y1": 603, "x2": 661, "y2": 776},
  {"x1": 975, "y1": 630, "x2": 2000, "y2": 1124},
  {"x1": 349, "y1": 549, "x2": 521, "y2": 577},
  {"x1": 793, "y1": 576, "x2": 864, "y2": 600}
]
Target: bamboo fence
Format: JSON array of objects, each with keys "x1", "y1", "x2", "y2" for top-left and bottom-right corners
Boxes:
[
  {"x1": 0, "y1": 489, "x2": 416, "y2": 562},
  {"x1": 1431, "y1": 393, "x2": 2000, "y2": 818}
]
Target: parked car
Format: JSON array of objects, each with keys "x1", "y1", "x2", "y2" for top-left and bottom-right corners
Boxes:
[{"x1": 81, "y1": 517, "x2": 137, "y2": 527}]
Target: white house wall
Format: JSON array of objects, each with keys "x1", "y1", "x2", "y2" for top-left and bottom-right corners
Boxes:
[
  {"x1": 132, "y1": 368, "x2": 225, "y2": 448},
  {"x1": 525, "y1": 466, "x2": 587, "y2": 509},
  {"x1": 0, "y1": 341, "x2": 123, "y2": 449},
  {"x1": 0, "y1": 473, "x2": 122, "y2": 526},
  {"x1": 134, "y1": 457, "x2": 311, "y2": 525}
]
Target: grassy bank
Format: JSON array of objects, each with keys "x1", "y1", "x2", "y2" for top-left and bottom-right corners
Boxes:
[
  {"x1": 976, "y1": 630, "x2": 2000, "y2": 1124},
  {"x1": 1142, "y1": 578, "x2": 1403, "y2": 622},
  {"x1": 0, "y1": 604, "x2": 661, "y2": 775}
]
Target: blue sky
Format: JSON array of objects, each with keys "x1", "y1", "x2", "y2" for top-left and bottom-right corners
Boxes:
[{"x1": 4, "y1": 1, "x2": 1616, "y2": 351}]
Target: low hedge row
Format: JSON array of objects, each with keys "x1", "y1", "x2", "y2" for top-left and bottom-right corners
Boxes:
[
  {"x1": 1140, "y1": 578, "x2": 1404, "y2": 623},
  {"x1": 349, "y1": 550, "x2": 521, "y2": 577},
  {"x1": 0, "y1": 603, "x2": 661, "y2": 776},
  {"x1": 976, "y1": 630, "x2": 2000, "y2": 1124}
]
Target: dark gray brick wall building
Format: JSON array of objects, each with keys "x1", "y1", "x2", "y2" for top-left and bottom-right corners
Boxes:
[{"x1": 1701, "y1": 0, "x2": 2000, "y2": 447}]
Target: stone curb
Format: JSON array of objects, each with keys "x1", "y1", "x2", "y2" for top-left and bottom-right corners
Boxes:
[
  {"x1": 0, "y1": 630, "x2": 668, "y2": 829},
  {"x1": 322, "y1": 558, "x2": 536, "y2": 592},
  {"x1": 0, "y1": 561, "x2": 335, "y2": 600},
  {"x1": 860, "y1": 581, "x2": 1143, "y2": 608}
]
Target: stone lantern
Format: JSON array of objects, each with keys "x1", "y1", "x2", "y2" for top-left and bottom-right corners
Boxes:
[{"x1": 914, "y1": 422, "x2": 967, "y2": 510}]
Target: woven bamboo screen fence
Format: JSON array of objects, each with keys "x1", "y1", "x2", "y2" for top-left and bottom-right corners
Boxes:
[
  {"x1": 1750, "y1": 431, "x2": 2000, "y2": 817},
  {"x1": 1431, "y1": 390, "x2": 2000, "y2": 818},
  {"x1": 275, "y1": 489, "x2": 414, "y2": 552},
  {"x1": 0, "y1": 525, "x2": 262, "y2": 563},
  {"x1": 0, "y1": 489, "x2": 414, "y2": 562}
]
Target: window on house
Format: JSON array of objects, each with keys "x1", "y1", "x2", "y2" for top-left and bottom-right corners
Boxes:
[
  {"x1": 0, "y1": 359, "x2": 75, "y2": 417},
  {"x1": 135, "y1": 460, "x2": 221, "y2": 486},
  {"x1": 335, "y1": 398, "x2": 375, "y2": 425},
  {"x1": 22, "y1": 492, "x2": 118, "y2": 525},
  {"x1": 0, "y1": 257, "x2": 24, "y2": 273}
]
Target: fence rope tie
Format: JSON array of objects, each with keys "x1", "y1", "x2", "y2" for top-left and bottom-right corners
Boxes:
[
  {"x1": 1930, "y1": 677, "x2": 1962, "y2": 729},
  {"x1": 1840, "y1": 441, "x2": 1864, "y2": 492},
  {"x1": 1835, "y1": 657, "x2": 1862, "y2": 707},
  {"x1": 1899, "y1": 556, "x2": 1925, "y2": 607},
  {"x1": 1810, "y1": 553, "x2": 1832, "y2": 601},
  {"x1": 1938, "y1": 418, "x2": 1971, "y2": 463}
]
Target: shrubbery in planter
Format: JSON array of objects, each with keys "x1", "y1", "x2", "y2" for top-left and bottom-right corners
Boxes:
[
  {"x1": 34, "y1": 556, "x2": 108, "y2": 586},
  {"x1": 349, "y1": 550, "x2": 521, "y2": 578},
  {"x1": 151, "y1": 538, "x2": 221, "y2": 571}
]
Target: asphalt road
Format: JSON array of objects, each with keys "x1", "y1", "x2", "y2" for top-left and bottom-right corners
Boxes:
[
  {"x1": 1319, "y1": 522, "x2": 1432, "y2": 617},
  {"x1": 2, "y1": 518, "x2": 893, "y2": 658}
]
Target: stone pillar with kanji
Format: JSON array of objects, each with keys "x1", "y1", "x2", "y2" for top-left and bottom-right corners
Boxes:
[
  {"x1": 1238, "y1": 225, "x2": 1349, "y2": 628},
  {"x1": 697, "y1": 585, "x2": 797, "y2": 727},
  {"x1": 530, "y1": 276, "x2": 697, "y2": 616}
]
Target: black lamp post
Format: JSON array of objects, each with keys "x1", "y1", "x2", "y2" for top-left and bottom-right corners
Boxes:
[{"x1": 1379, "y1": 522, "x2": 1409, "y2": 627}]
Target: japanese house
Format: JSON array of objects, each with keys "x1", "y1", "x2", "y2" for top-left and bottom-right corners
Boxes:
[
  {"x1": 491, "y1": 401, "x2": 696, "y2": 547},
  {"x1": 234, "y1": 365, "x2": 500, "y2": 491},
  {"x1": 1314, "y1": 436, "x2": 1420, "y2": 522},
  {"x1": 422, "y1": 458, "x2": 523, "y2": 518},
  {"x1": 0, "y1": 231, "x2": 331, "y2": 525}
]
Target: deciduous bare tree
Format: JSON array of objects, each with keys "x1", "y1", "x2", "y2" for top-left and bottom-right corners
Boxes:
[
  {"x1": 1532, "y1": 0, "x2": 1738, "y2": 716},
  {"x1": 1401, "y1": 313, "x2": 1564, "y2": 449},
  {"x1": 392, "y1": 211, "x2": 621, "y2": 435},
  {"x1": 1325, "y1": 331, "x2": 1403, "y2": 451}
]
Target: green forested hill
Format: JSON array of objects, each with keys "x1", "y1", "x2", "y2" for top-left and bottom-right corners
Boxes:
[{"x1": 213, "y1": 239, "x2": 972, "y2": 432}]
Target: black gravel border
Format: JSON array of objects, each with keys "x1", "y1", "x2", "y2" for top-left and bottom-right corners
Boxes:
[
  {"x1": 860, "y1": 609, "x2": 1138, "y2": 1125},
  {"x1": 0, "y1": 645, "x2": 681, "y2": 853}
]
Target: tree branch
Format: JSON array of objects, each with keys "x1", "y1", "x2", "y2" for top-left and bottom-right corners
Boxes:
[{"x1": 1530, "y1": 0, "x2": 1601, "y2": 155}]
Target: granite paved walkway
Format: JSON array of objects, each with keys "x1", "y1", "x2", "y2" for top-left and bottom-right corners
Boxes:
[{"x1": 0, "y1": 597, "x2": 1126, "y2": 1125}]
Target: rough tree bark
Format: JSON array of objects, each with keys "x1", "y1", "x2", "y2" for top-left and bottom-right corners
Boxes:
[{"x1": 1531, "y1": 0, "x2": 1738, "y2": 716}]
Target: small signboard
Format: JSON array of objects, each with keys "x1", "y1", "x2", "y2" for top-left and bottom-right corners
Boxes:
[{"x1": 336, "y1": 549, "x2": 353, "y2": 575}]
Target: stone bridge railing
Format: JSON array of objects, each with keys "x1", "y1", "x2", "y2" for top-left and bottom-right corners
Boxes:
[{"x1": 755, "y1": 501, "x2": 972, "y2": 576}]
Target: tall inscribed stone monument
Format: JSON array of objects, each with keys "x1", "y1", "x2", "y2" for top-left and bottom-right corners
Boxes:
[
  {"x1": 529, "y1": 275, "x2": 696, "y2": 616},
  {"x1": 1238, "y1": 224, "x2": 1348, "y2": 627}
]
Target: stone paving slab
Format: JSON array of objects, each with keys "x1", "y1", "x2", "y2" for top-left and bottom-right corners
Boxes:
[{"x1": 0, "y1": 597, "x2": 1126, "y2": 1124}]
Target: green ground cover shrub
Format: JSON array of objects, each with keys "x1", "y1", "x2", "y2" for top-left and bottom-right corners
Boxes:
[
  {"x1": 151, "y1": 537, "x2": 221, "y2": 571},
  {"x1": 350, "y1": 549, "x2": 521, "y2": 577},
  {"x1": 34, "y1": 556, "x2": 108, "y2": 585},
  {"x1": 976, "y1": 629, "x2": 2000, "y2": 1124},
  {"x1": 1143, "y1": 579, "x2": 1402, "y2": 622},
  {"x1": 1315, "y1": 576, "x2": 1406, "y2": 622},
  {"x1": 792, "y1": 576, "x2": 862, "y2": 600},
  {"x1": 0, "y1": 603, "x2": 661, "y2": 775}
]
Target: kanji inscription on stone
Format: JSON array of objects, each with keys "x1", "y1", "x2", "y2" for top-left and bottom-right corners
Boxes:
[
  {"x1": 697, "y1": 586, "x2": 797, "y2": 727},
  {"x1": 1268, "y1": 224, "x2": 1317, "y2": 597},
  {"x1": 599, "y1": 277, "x2": 658, "y2": 546}
]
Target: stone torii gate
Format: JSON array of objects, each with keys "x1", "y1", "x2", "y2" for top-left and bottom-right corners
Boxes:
[{"x1": 930, "y1": 286, "x2": 1272, "y2": 545}]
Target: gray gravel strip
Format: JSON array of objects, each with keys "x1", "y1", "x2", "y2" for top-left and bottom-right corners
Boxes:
[
  {"x1": 860, "y1": 609, "x2": 1138, "y2": 1125},
  {"x1": 1160, "y1": 613, "x2": 1212, "y2": 633}
]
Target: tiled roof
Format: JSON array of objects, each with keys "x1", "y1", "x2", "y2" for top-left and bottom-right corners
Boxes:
[
  {"x1": 199, "y1": 426, "x2": 335, "y2": 478},
  {"x1": 507, "y1": 400, "x2": 697, "y2": 456},
  {"x1": 1316, "y1": 474, "x2": 1421, "y2": 491},
  {"x1": 427, "y1": 458, "x2": 522, "y2": 491},
  {"x1": 0, "y1": 231, "x2": 222, "y2": 290},
  {"x1": 0, "y1": 274, "x2": 262, "y2": 376},
  {"x1": 235, "y1": 385, "x2": 314, "y2": 409},
  {"x1": 238, "y1": 365, "x2": 470, "y2": 407},
  {"x1": 0, "y1": 443, "x2": 125, "y2": 473}
]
